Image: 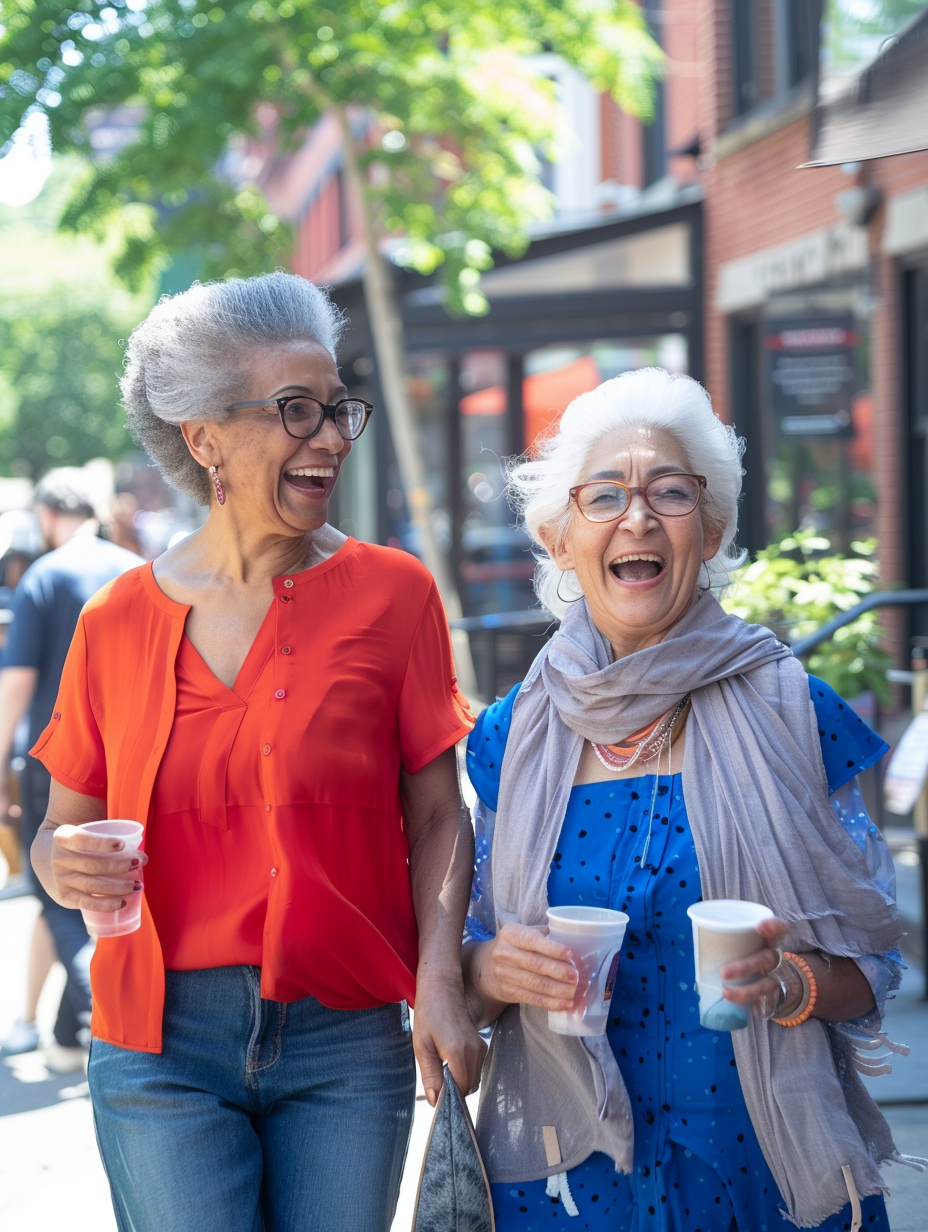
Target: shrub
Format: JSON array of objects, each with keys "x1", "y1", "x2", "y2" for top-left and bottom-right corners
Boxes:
[{"x1": 722, "y1": 530, "x2": 893, "y2": 704}]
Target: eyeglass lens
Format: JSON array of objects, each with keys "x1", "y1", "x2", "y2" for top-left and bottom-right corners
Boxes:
[
  {"x1": 280, "y1": 397, "x2": 369, "y2": 440},
  {"x1": 575, "y1": 474, "x2": 702, "y2": 521}
]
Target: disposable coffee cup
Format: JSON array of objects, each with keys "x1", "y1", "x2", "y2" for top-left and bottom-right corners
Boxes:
[
  {"x1": 686, "y1": 899, "x2": 773, "y2": 1031},
  {"x1": 77, "y1": 820, "x2": 145, "y2": 938},
  {"x1": 546, "y1": 906, "x2": 629, "y2": 1037}
]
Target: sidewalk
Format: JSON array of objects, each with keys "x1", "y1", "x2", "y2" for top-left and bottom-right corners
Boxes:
[{"x1": 2, "y1": 889, "x2": 926, "y2": 1231}]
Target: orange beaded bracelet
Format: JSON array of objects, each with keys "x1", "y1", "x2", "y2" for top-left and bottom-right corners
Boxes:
[{"x1": 771, "y1": 952, "x2": 817, "y2": 1027}]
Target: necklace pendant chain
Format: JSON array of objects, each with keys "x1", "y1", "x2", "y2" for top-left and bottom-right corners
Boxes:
[{"x1": 591, "y1": 694, "x2": 689, "y2": 774}]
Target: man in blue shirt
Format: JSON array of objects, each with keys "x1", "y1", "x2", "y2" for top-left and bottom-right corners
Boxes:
[{"x1": 0, "y1": 470, "x2": 142, "y2": 1068}]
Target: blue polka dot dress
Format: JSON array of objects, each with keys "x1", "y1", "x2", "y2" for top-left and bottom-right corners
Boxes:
[{"x1": 466, "y1": 678, "x2": 893, "y2": 1232}]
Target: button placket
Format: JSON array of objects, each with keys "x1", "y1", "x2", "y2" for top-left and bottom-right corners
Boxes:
[{"x1": 263, "y1": 583, "x2": 293, "y2": 819}]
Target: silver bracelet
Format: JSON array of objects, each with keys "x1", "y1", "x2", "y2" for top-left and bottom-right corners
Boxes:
[{"x1": 761, "y1": 952, "x2": 801, "y2": 1021}]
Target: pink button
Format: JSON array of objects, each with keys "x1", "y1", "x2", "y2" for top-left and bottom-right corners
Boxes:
[
  {"x1": 274, "y1": 689, "x2": 286, "y2": 700},
  {"x1": 280, "y1": 646, "x2": 291, "y2": 655},
  {"x1": 283, "y1": 578, "x2": 294, "y2": 588},
  {"x1": 262, "y1": 744, "x2": 271, "y2": 756},
  {"x1": 270, "y1": 868, "x2": 278, "y2": 877}
]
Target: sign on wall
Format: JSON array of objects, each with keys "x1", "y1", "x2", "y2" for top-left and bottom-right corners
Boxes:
[{"x1": 763, "y1": 315, "x2": 859, "y2": 437}]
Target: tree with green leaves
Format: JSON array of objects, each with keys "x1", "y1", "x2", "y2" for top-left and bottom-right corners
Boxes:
[
  {"x1": 0, "y1": 1, "x2": 660, "y2": 677},
  {"x1": 0, "y1": 155, "x2": 156, "y2": 477}
]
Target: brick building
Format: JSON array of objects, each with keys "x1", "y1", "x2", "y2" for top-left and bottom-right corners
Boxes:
[
  {"x1": 696, "y1": 0, "x2": 928, "y2": 630},
  {"x1": 257, "y1": 1, "x2": 928, "y2": 628}
]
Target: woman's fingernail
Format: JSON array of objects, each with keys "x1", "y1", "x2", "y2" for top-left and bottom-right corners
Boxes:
[
  {"x1": 111, "y1": 841, "x2": 124, "y2": 850},
  {"x1": 119, "y1": 900, "x2": 127, "y2": 908},
  {"x1": 132, "y1": 880, "x2": 143, "y2": 892},
  {"x1": 129, "y1": 858, "x2": 140, "y2": 869}
]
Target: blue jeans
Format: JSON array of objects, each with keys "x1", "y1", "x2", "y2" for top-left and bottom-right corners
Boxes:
[{"x1": 88, "y1": 966, "x2": 416, "y2": 1232}]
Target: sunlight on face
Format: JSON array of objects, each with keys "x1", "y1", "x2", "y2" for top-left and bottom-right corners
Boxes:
[{"x1": 553, "y1": 427, "x2": 723, "y2": 659}]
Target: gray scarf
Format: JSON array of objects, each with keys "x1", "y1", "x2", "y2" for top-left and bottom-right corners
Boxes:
[{"x1": 476, "y1": 593, "x2": 906, "y2": 1228}]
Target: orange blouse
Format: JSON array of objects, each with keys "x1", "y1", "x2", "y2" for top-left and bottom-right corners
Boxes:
[{"x1": 32, "y1": 540, "x2": 474, "y2": 1052}]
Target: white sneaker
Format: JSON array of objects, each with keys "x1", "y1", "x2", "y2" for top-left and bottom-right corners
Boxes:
[
  {"x1": 43, "y1": 1042, "x2": 89, "y2": 1073},
  {"x1": 0, "y1": 1019, "x2": 40, "y2": 1056}
]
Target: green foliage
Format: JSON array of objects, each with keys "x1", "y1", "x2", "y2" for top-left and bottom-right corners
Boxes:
[
  {"x1": 0, "y1": 0, "x2": 661, "y2": 309},
  {"x1": 0, "y1": 307, "x2": 136, "y2": 475},
  {"x1": 722, "y1": 530, "x2": 893, "y2": 703},
  {"x1": 822, "y1": 0, "x2": 926, "y2": 75},
  {"x1": 0, "y1": 156, "x2": 155, "y2": 476}
]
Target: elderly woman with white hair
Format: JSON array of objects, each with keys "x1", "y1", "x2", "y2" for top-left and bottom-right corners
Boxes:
[
  {"x1": 29, "y1": 272, "x2": 484, "y2": 1232},
  {"x1": 462, "y1": 369, "x2": 909, "y2": 1231}
]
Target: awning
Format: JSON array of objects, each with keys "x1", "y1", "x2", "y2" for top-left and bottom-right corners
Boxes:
[
  {"x1": 801, "y1": 8, "x2": 928, "y2": 167},
  {"x1": 458, "y1": 354, "x2": 602, "y2": 448}
]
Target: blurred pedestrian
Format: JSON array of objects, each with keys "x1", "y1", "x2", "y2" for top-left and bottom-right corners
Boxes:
[
  {"x1": 105, "y1": 491, "x2": 144, "y2": 557},
  {"x1": 0, "y1": 508, "x2": 42, "y2": 881},
  {"x1": 0, "y1": 508, "x2": 43, "y2": 607},
  {"x1": 0, "y1": 469, "x2": 142, "y2": 1067},
  {"x1": 30, "y1": 272, "x2": 483, "y2": 1232}
]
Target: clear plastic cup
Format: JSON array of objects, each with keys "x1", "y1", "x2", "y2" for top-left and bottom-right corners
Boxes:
[
  {"x1": 686, "y1": 899, "x2": 774, "y2": 1031},
  {"x1": 77, "y1": 820, "x2": 145, "y2": 938},
  {"x1": 545, "y1": 906, "x2": 629, "y2": 1036}
]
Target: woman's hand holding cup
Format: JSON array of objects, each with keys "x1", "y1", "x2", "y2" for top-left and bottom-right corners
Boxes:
[
  {"x1": 477, "y1": 922, "x2": 580, "y2": 1013},
  {"x1": 50, "y1": 821, "x2": 147, "y2": 931},
  {"x1": 719, "y1": 915, "x2": 790, "y2": 1019}
]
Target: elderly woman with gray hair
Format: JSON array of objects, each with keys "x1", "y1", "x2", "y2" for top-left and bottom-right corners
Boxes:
[
  {"x1": 29, "y1": 272, "x2": 484, "y2": 1232},
  {"x1": 462, "y1": 368, "x2": 913, "y2": 1231}
]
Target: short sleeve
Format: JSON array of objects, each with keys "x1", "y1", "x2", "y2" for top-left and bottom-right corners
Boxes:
[
  {"x1": 3, "y1": 571, "x2": 48, "y2": 670},
  {"x1": 464, "y1": 683, "x2": 520, "y2": 811},
  {"x1": 29, "y1": 615, "x2": 107, "y2": 797},
  {"x1": 396, "y1": 580, "x2": 474, "y2": 774},
  {"x1": 808, "y1": 674, "x2": 890, "y2": 793}
]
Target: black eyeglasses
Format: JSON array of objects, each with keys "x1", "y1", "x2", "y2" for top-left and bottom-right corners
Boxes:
[
  {"x1": 226, "y1": 395, "x2": 373, "y2": 441},
  {"x1": 569, "y1": 473, "x2": 707, "y2": 522}
]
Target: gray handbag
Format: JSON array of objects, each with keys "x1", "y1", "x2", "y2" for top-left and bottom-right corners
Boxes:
[{"x1": 411, "y1": 1063, "x2": 495, "y2": 1232}]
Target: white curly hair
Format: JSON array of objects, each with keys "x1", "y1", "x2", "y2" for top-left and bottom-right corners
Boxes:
[{"x1": 506, "y1": 367, "x2": 747, "y2": 618}]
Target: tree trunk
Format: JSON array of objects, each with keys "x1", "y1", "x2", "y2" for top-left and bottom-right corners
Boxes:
[{"x1": 333, "y1": 105, "x2": 478, "y2": 698}]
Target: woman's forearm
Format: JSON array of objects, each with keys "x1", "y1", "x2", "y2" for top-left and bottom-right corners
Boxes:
[
  {"x1": 796, "y1": 952, "x2": 875, "y2": 1024},
  {"x1": 31, "y1": 781, "x2": 110, "y2": 907},
  {"x1": 462, "y1": 939, "x2": 508, "y2": 1029},
  {"x1": 409, "y1": 805, "x2": 475, "y2": 986},
  {"x1": 31, "y1": 821, "x2": 61, "y2": 902}
]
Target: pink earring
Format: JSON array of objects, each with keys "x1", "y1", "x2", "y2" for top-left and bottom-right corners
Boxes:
[{"x1": 209, "y1": 465, "x2": 225, "y2": 506}]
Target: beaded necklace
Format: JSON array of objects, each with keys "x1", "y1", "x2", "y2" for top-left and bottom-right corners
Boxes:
[{"x1": 590, "y1": 694, "x2": 690, "y2": 772}]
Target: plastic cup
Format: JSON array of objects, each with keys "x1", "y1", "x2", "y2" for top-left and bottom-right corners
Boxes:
[
  {"x1": 77, "y1": 820, "x2": 145, "y2": 938},
  {"x1": 686, "y1": 899, "x2": 774, "y2": 1031},
  {"x1": 545, "y1": 906, "x2": 629, "y2": 1037}
]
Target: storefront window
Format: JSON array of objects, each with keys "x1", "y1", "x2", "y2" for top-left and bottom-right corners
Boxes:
[
  {"x1": 523, "y1": 336, "x2": 688, "y2": 449},
  {"x1": 383, "y1": 351, "x2": 451, "y2": 555},
  {"x1": 760, "y1": 287, "x2": 875, "y2": 551},
  {"x1": 458, "y1": 349, "x2": 533, "y2": 615}
]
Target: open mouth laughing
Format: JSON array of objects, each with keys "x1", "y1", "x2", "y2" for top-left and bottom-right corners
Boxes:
[
  {"x1": 284, "y1": 466, "x2": 334, "y2": 492},
  {"x1": 609, "y1": 552, "x2": 666, "y2": 582}
]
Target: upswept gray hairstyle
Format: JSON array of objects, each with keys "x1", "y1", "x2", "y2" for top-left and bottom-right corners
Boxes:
[
  {"x1": 507, "y1": 367, "x2": 747, "y2": 619},
  {"x1": 121, "y1": 271, "x2": 347, "y2": 504}
]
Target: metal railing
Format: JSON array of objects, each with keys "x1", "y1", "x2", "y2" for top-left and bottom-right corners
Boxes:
[{"x1": 789, "y1": 589, "x2": 928, "y2": 657}]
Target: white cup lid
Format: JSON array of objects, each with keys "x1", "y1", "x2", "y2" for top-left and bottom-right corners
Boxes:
[
  {"x1": 546, "y1": 906, "x2": 629, "y2": 933},
  {"x1": 686, "y1": 899, "x2": 773, "y2": 932}
]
